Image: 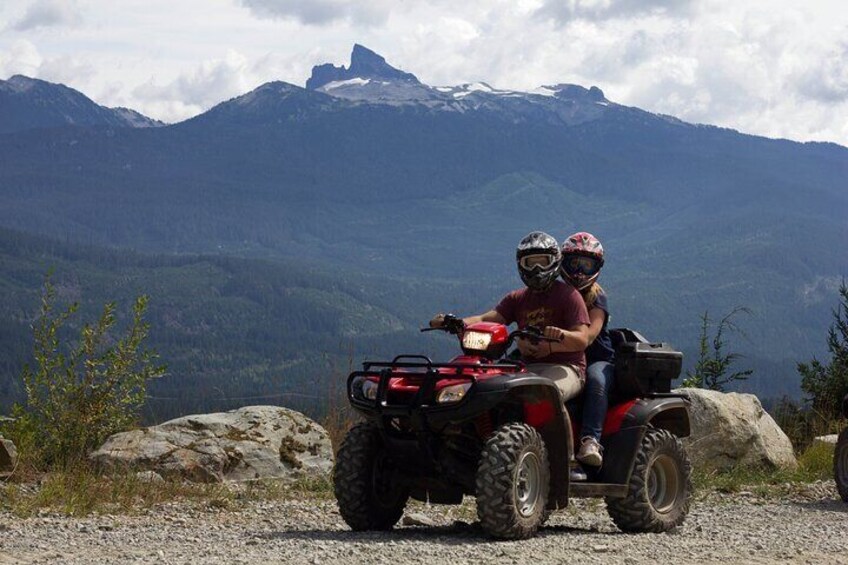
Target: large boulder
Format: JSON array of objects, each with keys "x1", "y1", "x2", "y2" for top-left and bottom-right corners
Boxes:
[
  {"x1": 680, "y1": 388, "x2": 798, "y2": 471},
  {"x1": 90, "y1": 406, "x2": 333, "y2": 483},
  {"x1": 0, "y1": 436, "x2": 17, "y2": 476}
]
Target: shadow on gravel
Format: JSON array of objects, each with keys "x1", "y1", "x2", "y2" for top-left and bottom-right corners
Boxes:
[
  {"x1": 255, "y1": 522, "x2": 618, "y2": 544},
  {"x1": 790, "y1": 499, "x2": 848, "y2": 514}
]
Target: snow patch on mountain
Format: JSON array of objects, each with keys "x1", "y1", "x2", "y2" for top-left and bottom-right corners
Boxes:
[{"x1": 323, "y1": 78, "x2": 371, "y2": 90}]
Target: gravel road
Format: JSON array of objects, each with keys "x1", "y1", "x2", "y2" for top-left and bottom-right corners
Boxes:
[{"x1": 2, "y1": 481, "x2": 846, "y2": 564}]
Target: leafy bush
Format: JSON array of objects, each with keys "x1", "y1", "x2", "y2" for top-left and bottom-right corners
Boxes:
[
  {"x1": 2, "y1": 276, "x2": 165, "y2": 470},
  {"x1": 798, "y1": 281, "x2": 848, "y2": 421}
]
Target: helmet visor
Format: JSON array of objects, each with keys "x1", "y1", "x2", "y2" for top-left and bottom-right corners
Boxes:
[
  {"x1": 519, "y1": 253, "x2": 556, "y2": 271},
  {"x1": 562, "y1": 255, "x2": 601, "y2": 277}
]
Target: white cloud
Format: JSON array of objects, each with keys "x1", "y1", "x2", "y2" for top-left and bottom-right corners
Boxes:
[
  {"x1": 794, "y1": 41, "x2": 848, "y2": 103},
  {"x1": 11, "y1": 0, "x2": 83, "y2": 31},
  {"x1": 0, "y1": 40, "x2": 95, "y2": 90},
  {"x1": 0, "y1": 40, "x2": 43, "y2": 77},
  {"x1": 237, "y1": 0, "x2": 395, "y2": 26},
  {"x1": 536, "y1": 0, "x2": 695, "y2": 23},
  {"x1": 0, "y1": 0, "x2": 846, "y2": 144},
  {"x1": 129, "y1": 49, "x2": 311, "y2": 122}
]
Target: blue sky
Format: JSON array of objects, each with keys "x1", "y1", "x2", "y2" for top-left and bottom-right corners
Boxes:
[{"x1": 1, "y1": 0, "x2": 846, "y2": 145}]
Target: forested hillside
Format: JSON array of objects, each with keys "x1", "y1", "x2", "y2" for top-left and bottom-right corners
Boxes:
[
  {"x1": 1, "y1": 47, "x2": 846, "y2": 415},
  {"x1": 0, "y1": 228, "x2": 489, "y2": 422}
]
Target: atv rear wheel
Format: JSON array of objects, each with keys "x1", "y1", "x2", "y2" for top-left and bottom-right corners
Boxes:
[
  {"x1": 606, "y1": 428, "x2": 692, "y2": 533},
  {"x1": 835, "y1": 428, "x2": 848, "y2": 503},
  {"x1": 333, "y1": 422, "x2": 409, "y2": 531},
  {"x1": 475, "y1": 422, "x2": 550, "y2": 540}
]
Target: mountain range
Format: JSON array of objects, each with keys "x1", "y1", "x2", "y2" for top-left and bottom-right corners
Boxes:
[
  {"x1": 0, "y1": 44, "x2": 846, "y2": 415},
  {"x1": 0, "y1": 74, "x2": 162, "y2": 133}
]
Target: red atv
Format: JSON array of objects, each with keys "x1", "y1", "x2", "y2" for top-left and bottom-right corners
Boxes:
[{"x1": 334, "y1": 315, "x2": 692, "y2": 539}]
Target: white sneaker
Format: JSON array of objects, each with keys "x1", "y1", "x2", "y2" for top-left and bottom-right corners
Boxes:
[
  {"x1": 570, "y1": 464, "x2": 587, "y2": 481},
  {"x1": 576, "y1": 437, "x2": 603, "y2": 467}
]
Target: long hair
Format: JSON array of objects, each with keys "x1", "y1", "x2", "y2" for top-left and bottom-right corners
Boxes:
[{"x1": 581, "y1": 282, "x2": 603, "y2": 310}]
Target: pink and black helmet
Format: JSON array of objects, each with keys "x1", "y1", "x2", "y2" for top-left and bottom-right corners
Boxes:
[{"x1": 560, "y1": 232, "x2": 605, "y2": 290}]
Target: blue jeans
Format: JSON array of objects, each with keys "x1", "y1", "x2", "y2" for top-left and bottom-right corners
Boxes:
[{"x1": 580, "y1": 360, "x2": 614, "y2": 441}]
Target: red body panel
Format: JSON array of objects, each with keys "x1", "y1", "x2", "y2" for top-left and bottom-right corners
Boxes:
[
  {"x1": 602, "y1": 399, "x2": 638, "y2": 436},
  {"x1": 380, "y1": 353, "x2": 526, "y2": 403},
  {"x1": 524, "y1": 399, "x2": 555, "y2": 428}
]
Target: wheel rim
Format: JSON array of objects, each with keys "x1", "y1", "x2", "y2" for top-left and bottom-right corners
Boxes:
[
  {"x1": 514, "y1": 451, "x2": 542, "y2": 517},
  {"x1": 647, "y1": 454, "x2": 680, "y2": 513}
]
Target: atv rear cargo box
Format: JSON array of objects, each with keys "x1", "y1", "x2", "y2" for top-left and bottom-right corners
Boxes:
[{"x1": 609, "y1": 329, "x2": 682, "y2": 396}]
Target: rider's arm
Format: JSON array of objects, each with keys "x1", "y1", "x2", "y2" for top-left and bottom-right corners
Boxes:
[
  {"x1": 430, "y1": 310, "x2": 507, "y2": 328},
  {"x1": 543, "y1": 323, "x2": 590, "y2": 353},
  {"x1": 462, "y1": 310, "x2": 507, "y2": 326},
  {"x1": 586, "y1": 307, "x2": 605, "y2": 345}
]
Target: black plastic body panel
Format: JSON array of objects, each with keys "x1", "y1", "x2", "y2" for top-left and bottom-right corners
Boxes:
[
  {"x1": 344, "y1": 352, "x2": 689, "y2": 506},
  {"x1": 349, "y1": 367, "x2": 574, "y2": 508},
  {"x1": 609, "y1": 327, "x2": 683, "y2": 397},
  {"x1": 614, "y1": 342, "x2": 682, "y2": 396}
]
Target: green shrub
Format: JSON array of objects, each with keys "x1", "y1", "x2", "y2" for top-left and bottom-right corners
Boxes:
[
  {"x1": 798, "y1": 280, "x2": 848, "y2": 421},
  {"x1": 682, "y1": 307, "x2": 753, "y2": 391},
  {"x1": 2, "y1": 276, "x2": 165, "y2": 470}
]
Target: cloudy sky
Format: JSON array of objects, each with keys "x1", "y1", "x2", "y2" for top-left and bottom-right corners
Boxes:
[{"x1": 1, "y1": 0, "x2": 847, "y2": 145}]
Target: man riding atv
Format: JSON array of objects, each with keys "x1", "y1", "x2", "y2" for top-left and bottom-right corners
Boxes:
[
  {"x1": 334, "y1": 232, "x2": 693, "y2": 540},
  {"x1": 430, "y1": 231, "x2": 590, "y2": 405}
]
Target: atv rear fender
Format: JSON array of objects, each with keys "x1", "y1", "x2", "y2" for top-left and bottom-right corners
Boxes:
[{"x1": 600, "y1": 394, "x2": 691, "y2": 486}]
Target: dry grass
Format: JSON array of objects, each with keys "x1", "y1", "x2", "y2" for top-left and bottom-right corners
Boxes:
[
  {"x1": 0, "y1": 464, "x2": 334, "y2": 518},
  {"x1": 693, "y1": 440, "x2": 835, "y2": 497}
]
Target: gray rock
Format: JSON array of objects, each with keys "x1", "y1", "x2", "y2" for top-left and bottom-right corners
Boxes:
[
  {"x1": 680, "y1": 388, "x2": 797, "y2": 471},
  {"x1": 90, "y1": 405, "x2": 333, "y2": 483},
  {"x1": 401, "y1": 512, "x2": 437, "y2": 527},
  {"x1": 0, "y1": 437, "x2": 17, "y2": 475},
  {"x1": 135, "y1": 470, "x2": 165, "y2": 483}
]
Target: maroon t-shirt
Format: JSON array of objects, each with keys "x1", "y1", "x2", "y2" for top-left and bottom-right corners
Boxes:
[{"x1": 495, "y1": 280, "x2": 590, "y2": 370}]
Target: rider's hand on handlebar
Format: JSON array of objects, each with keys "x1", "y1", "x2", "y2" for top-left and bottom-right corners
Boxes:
[
  {"x1": 429, "y1": 313, "x2": 446, "y2": 328},
  {"x1": 543, "y1": 326, "x2": 567, "y2": 343}
]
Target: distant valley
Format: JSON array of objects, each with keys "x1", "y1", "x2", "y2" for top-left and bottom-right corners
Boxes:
[{"x1": 1, "y1": 45, "x2": 846, "y2": 418}]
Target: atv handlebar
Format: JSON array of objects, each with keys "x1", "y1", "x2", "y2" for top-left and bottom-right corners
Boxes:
[
  {"x1": 421, "y1": 313, "x2": 466, "y2": 335},
  {"x1": 509, "y1": 326, "x2": 560, "y2": 346},
  {"x1": 421, "y1": 317, "x2": 560, "y2": 345}
]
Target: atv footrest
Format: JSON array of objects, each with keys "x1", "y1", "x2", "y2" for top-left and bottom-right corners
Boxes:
[{"x1": 569, "y1": 482, "x2": 628, "y2": 498}]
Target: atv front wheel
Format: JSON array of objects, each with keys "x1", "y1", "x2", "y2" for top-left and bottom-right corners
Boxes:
[
  {"x1": 835, "y1": 428, "x2": 848, "y2": 503},
  {"x1": 475, "y1": 422, "x2": 550, "y2": 540},
  {"x1": 333, "y1": 422, "x2": 409, "y2": 531},
  {"x1": 606, "y1": 428, "x2": 692, "y2": 533}
]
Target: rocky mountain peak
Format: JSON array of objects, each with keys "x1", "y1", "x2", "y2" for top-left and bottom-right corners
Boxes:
[
  {"x1": 306, "y1": 44, "x2": 419, "y2": 90},
  {"x1": 0, "y1": 74, "x2": 161, "y2": 133},
  {"x1": 540, "y1": 84, "x2": 607, "y2": 102},
  {"x1": 3, "y1": 75, "x2": 40, "y2": 93}
]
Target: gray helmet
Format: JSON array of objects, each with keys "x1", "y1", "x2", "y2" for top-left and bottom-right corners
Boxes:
[{"x1": 516, "y1": 231, "x2": 561, "y2": 291}]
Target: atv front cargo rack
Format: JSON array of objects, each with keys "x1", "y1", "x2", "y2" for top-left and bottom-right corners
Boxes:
[
  {"x1": 362, "y1": 354, "x2": 523, "y2": 372},
  {"x1": 349, "y1": 355, "x2": 524, "y2": 410}
]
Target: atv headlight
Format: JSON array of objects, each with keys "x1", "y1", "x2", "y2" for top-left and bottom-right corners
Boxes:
[
  {"x1": 361, "y1": 379, "x2": 378, "y2": 400},
  {"x1": 462, "y1": 330, "x2": 492, "y2": 352},
  {"x1": 352, "y1": 377, "x2": 378, "y2": 401},
  {"x1": 436, "y1": 382, "x2": 472, "y2": 404}
]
